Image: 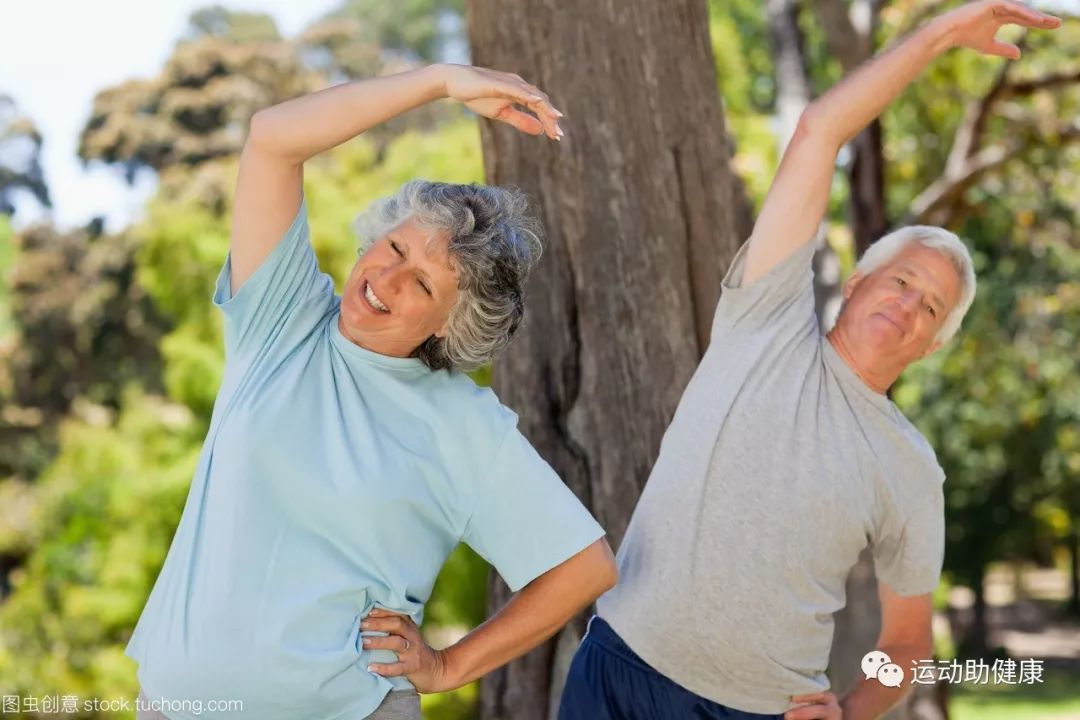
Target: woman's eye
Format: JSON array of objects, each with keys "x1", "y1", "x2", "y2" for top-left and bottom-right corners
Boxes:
[
  {"x1": 895, "y1": 277, "x2": 907, "y2": 287},
  {"x1": 417, "y1": 278, "x2": 432, "y2": 297},
  {"x1": 390, "y1": 241, "x2": 404, "y2": 256},
  {"x1": 926, "y1": 305, "x2": 937, "y2": 317}
]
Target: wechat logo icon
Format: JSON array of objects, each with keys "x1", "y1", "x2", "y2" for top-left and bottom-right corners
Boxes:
[{"x1": 861, "y1": 650, "x2": 904, "y2": 688}]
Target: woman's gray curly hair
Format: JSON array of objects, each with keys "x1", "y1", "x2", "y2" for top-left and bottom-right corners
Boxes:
[{"x1": 352, "y1": 180, "x2": 543, "y2": 372}]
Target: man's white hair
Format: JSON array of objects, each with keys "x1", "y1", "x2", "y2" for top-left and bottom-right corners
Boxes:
[{"x1": 854, "y1": 225, "x2": 977, "y2": 345}]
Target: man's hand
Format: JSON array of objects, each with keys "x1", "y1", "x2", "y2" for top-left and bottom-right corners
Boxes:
[
  {"x1": 935, "y1": 0, "x2": 1060, "y2": 60},
  {"x1": 785, "y1": 691, "x2": 842, "y2": 720},
  {"x1": 362, "y1": 608, "x2": 455, "y2": 693}
]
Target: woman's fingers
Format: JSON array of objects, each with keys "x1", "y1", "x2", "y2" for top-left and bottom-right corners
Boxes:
[
  {"x1": 361, "y1": 609, "x2": 417, "y2": 637},
  {"x1": 362, "y1": 634, "x2": 411, "y2": 652},
  {"x1": 492, "y1": 84, "x2": 564, "y2": 138},
  {"x1": 495, "y1": 107, "x2": 547, "y2": 136},
  {"x1": 367, "y1": 661, "x2": 408, "y2": 677}
]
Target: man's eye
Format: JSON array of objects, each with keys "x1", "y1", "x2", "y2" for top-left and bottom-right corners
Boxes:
[
  {"x1": 926, "y1": 305, "x2": 937, "y2": 317},
  {"x1": 895, "y1": 277, "x2": 907, "y2": 287}
]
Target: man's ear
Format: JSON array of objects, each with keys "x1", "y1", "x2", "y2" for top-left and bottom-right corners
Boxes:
[{"x1": 843, "y1": 271, "x2": 864, "y2": 301}]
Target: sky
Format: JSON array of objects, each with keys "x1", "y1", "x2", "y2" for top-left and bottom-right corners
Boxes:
[{"x1": 0, "y1": 0, "x2": 341, "y2": 232}]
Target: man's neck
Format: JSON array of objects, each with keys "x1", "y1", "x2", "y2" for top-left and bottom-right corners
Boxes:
[{"x1": 826, "y1": 329, "x2": 898, "y2": 395}]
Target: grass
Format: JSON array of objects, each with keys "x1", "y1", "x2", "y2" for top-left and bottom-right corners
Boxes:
[{"x1": 950, "y1": 667, "x2": 1080, "y2": 720}]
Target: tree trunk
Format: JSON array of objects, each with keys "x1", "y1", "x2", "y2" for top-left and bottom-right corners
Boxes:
[
  {"x1": 849, "y1": 119, "x2": 889, "y2": 251},
  {"x1": 467, "y1": 1, "x2": 748, "y2": 717},
  {"x1": 1069, "y1": 528, "x2": 1080, "y2": 617},
  {"x1": 968, "y1": 565, "x2": 989, "y2": 658}
]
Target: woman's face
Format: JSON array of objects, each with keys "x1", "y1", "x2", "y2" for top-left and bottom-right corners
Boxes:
[{"x1": 338, "y1": 218, "x2": 461, "y2": 358}]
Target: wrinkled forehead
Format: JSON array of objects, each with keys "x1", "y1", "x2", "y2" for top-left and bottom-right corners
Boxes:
[
  {"x1": 392, "y1": 217, "x2": 460, "y2": 275},
  {"x1": 884, "y1": 243, "x2": 963, "y2": 307}
]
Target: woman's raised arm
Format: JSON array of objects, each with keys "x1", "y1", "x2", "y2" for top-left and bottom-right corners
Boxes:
[{"x1": 229, "y1": 64, "x2": 564, "y2": 294}]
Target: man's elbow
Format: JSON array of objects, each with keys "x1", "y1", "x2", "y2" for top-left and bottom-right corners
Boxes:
[
  {"x1": 591, "y1": 540, "x2": 619, "y2": 596},
  {"x1": 598, "y1": 557, "x2": 619, "y2": 594},
  {"x1": 793, "y1": 104, "x2": 844, "y2": 152}
]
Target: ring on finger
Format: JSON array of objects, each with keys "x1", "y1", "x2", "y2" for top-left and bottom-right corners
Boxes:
[{"x1": 403, "y1": 639, "x2": 412, "y2": 651}]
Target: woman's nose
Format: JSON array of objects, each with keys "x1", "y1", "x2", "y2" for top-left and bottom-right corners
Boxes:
[{"x1": 378, "y1": 263, "x2": 407, "y2": 291}]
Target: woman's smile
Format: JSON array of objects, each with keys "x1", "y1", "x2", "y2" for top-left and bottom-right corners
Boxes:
[{"x1": 361, "y1": 280, "x2": 391, "y2": 314}]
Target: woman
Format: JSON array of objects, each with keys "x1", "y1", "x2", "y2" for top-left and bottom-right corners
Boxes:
[{"x1": 125, "y1": 63, "x2": 617, "y2": 720}]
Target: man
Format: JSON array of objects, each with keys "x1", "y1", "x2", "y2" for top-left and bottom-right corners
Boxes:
[{"x1": 558, "y1": 2, "x2": 1060, "y2": 719}]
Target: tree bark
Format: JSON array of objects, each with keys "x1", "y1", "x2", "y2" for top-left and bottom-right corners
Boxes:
[{"x1": 467, "y1": 1, "x2": 748, "y2": 717}]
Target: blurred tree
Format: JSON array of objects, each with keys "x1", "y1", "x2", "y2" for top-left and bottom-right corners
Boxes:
[
  {"x1": 78, "y1": 18, "x2": 319, "y2": 182},
  {"x1": 468, "y1": 0, "x2": 751, "y2": 717},
  {"x1": 0, "y1": 94, "x2": 50, "y2": 215},
  {"x1": 329, "y1": 0, "x2": 466, "y2": 63},
  {"x1": 186, "y1": 5, "x2": 282, "y2": 43},
  {"x1": 0, "y1": 220, "x2": 167, "y2": 481}
]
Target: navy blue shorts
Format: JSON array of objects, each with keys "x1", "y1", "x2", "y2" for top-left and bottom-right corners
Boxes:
[{"x1": 558, "y1": 616, "x2": 783, "y2": 720}]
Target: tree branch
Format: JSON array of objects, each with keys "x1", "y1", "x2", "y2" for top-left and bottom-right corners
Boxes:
[
  {"x1": 906, "y1": 121, "x2": 1080, "y2": 225},
  {"x1": 810, "y1": 0, "x2": 875, "y2": 72}
]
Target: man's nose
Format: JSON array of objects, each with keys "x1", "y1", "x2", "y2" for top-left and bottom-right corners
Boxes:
[{"x1": 896, "y1": 290, "x2": 920, "y2": 313}]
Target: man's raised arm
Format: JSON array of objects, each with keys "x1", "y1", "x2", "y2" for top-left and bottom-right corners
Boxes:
[{"x1": 741, "y1": 0, "x2": 1060, "y2": 288}]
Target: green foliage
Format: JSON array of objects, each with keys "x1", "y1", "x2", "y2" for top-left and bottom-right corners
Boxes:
[
  {"x1": 0, "y1": 214, "x2": 13, "y2": 337},
  {"x1": 707, "y1": 0, "x2": 779, "y2": 211},
  {"x1": 950, "y1": 667, "x2": 1080, "y2": 720},
  {"x1": 0, "y1": 390, "x2": 200, "y2": 703},
  {"x1": 0, "y1": 222, "x2": 166, "y2": 482},
  {"x1": 329, "y1": 0, "x2": 466, "y2": 62},
  {"x1": 187, "y1": 6, "x2": 282, "y2": 43}
]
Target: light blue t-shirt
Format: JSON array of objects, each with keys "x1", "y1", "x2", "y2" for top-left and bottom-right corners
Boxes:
[{"x1": 124, "y1": 199, "x2": 605, "y2": 720}]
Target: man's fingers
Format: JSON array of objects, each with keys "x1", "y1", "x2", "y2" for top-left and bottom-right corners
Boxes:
[
  {"x1": 791, "y1": 693, "x2": 832, "y2": 704},
  {"x1": 367, "y1": 661, "x2": 408, "y2": 677},
  {"x1": 998, "y1": 3, "x2": 1061, "y2": 28},
  {"x1": 989, "y1": 39, "x2": 1022, "y2": 59},
  {"x1": 786, "y1": 692, "x2": 839, "y2": 720}
]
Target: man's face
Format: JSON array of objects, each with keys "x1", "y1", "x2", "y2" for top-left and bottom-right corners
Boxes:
[{"x1": 836, "y1": 243, "x2": 963, "y2": 370}]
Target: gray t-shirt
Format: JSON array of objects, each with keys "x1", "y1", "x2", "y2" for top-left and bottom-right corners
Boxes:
[{"x1": 597, "y1": 239, "x2": 945, "y2": 714}]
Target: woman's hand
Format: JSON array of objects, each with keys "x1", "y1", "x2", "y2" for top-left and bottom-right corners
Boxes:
[
  {"x1": 935, "y1": 0, "x2": 1060, "y2": 59},
  {"x1": 361, "y1": 608, "x2": 455, "y2": 693},
  {"x1": 435, "y1": 64, "x2": 564, "y2": 141}
]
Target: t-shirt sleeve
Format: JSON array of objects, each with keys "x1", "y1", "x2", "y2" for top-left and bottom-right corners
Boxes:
[
  {"x1": 871, "y1": 477, "x2": 946, "y2": 596},
  {"x1": 713, "y1": 238, "x2": 819, "y2": 335},
  {"x1": 462, "y1": 420, "x2": 606, "y2": 593},
  {"x1": 212, "y1": 196, "x2": 334, "y2": 365}
]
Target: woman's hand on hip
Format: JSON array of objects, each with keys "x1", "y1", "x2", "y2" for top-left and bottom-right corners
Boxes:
[
  {"x1": 434, "y1": 63, "x2": 564, "y2": 141},
  {"x1": 362, "y1": 608, "x2": 454, "y2": 693}
]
